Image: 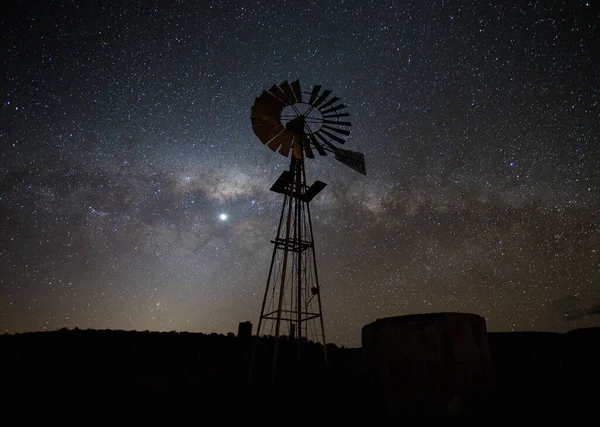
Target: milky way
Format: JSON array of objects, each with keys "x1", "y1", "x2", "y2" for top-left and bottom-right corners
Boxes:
[{"x1": 1, "y1": 0, "x2": 598, "y2": 345}]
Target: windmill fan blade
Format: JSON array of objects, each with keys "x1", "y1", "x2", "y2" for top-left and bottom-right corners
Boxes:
[
  {"x1": 321, "y1": 104, "x2": 347, "y2": 115},
  {"x1": 251, "y1": 114, "x2": 269, "y2": 128},
  {"x1": 314, "y1": 132, "x2": 338, "y2": 151},
  {"x1": 251, "y1": 108, "x2": 279, "y2": 126},
  {"x1": 254, "y1": 91, "x2": 284, "y2": 116},
  {"x1": 322, "y1": 125, "x2": 351, "y2": 136},
  {"x1": 267, "y1": 130, "x2": 292, "y2": 153},
  {"x1": 279, "y1": 134, "x2": 293, "y2": 157},
  {"x1": 322, "y1": 119, "x2": 351, "y2": 127},
  {"x1": 313, "y1": 89, "x2": 332, "y2": 108},
  {"x1": 254, "y1": 124, "x2": 284, "y2": 145},
  {"x1": 250, "y1": 106, "x2": 264, "y2": 120},
  {"x1": 319, "y1": 96, "x2": 339, "y2": 111},
  {"x1": 268, "y1": 85, "x2": 286, "y2": 102},
  {"x1": 334, "y1": 148, "x2": 366, "y2": 175},
  {"x1": 291, "y1": 80, "x2": 302, "y2": 102},
  {"x1": 302, "y1": 135, "x2": 315, "y2": 159},
  {"x1": 251, "y1": 93, "x2": 284, "y2": 145},
  {"x1": 307, "y1": 134, "x2": 327, "y2": 156},
  {"x1": 308, "y1": 85, "x2": 321, "y2": 105},
  {"x1": 278, "y1": 81, "x2": 296, "y2": 104},
  {"x1": 319, "y1": 129, "x2": 346, "y2": 144},
  {"x1": 322, "y1": 112, "x2": 350, "y2": 119},
  {"x1": 257, "y1": 91, "x2": 283, "y2": 107}
]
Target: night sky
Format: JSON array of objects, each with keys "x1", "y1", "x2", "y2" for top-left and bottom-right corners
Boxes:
[{"x1": 1, "y1": 0, "x2": 598, "y2": 346}]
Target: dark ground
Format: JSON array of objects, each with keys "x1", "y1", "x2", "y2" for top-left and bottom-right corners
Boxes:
[{"x1": 1, "y1": 328, "x2": 599, "y2": 425}]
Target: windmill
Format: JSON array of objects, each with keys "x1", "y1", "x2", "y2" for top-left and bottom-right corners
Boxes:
[{"x1": 250, "y1": 79, "x2": 365, "y2": 381}]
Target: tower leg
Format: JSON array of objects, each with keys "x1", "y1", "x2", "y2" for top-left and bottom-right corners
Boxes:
[
  {"x1": 302, "y1": 161, "x2": 328, "y2": 364},
  {"x1": 295, "y1": 157, "x2": 303, "y2": 361},
  {"x1": 271, "y1": 158, "x2": 297, "y2": 382},
  {"x1": 249, "y1": 191, "x2": 289, "y2": 384},
  {"x1": 306, "y1": 199, "x2": 328, "y2": 365},
  {"x1": 256, "y1": 194, "x2": 288, "y2": 338}
]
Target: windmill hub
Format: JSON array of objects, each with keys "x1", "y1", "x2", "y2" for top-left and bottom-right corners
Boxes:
[
  {"x1": 281, "y1": 103, "x2": 324, "y2": 134},
  {"x1": 285, "y1": 114, "x2": 306, "y2": 134}
]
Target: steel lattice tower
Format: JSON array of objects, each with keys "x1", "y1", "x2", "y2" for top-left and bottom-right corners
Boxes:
[{"x1": 250, "y1": 80, "x2": 366, "y2": 382}]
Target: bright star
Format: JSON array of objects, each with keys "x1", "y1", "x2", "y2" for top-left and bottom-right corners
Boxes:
[{"x1": 219, "y1": 213, "x2": 228, "y2": 221}]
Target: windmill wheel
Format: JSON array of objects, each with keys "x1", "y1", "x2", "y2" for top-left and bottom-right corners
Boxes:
[{"x1": 250, "y1": 80, "x2": 354, "y2": 159}]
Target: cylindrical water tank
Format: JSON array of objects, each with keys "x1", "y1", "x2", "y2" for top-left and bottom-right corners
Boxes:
[{"x1": 362, "y1": 313, "x2": 495, "y2": 418}]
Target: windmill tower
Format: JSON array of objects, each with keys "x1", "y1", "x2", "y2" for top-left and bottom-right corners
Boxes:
[{"x1": 250, "y1": 80, "x2": 366, "y2": 381}]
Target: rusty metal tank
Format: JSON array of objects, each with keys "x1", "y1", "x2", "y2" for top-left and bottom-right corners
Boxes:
[{"x1": 362, "y1": 313, "x2": 496, "y2": 419}]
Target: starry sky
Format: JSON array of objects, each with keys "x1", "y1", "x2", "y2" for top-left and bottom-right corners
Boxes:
[{"x1": 1, "y1": 0, "x2": 599, "y2": 346}]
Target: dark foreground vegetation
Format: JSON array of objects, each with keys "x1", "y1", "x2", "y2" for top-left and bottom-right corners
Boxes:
[{"x1": 1, "y1": 327, "x2": 599, "y2": 425}]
